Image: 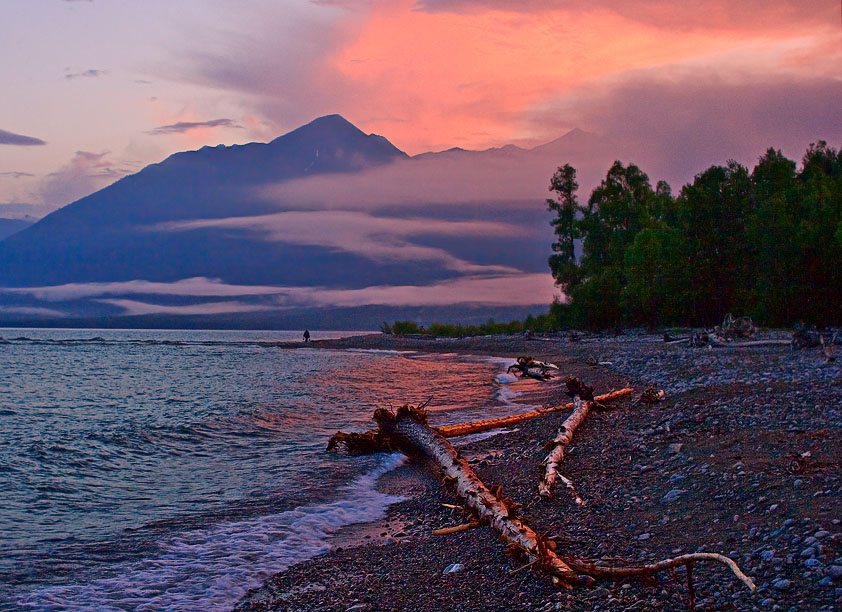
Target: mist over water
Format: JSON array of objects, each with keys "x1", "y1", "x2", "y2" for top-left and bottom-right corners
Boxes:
[{"x1": 0, "y1": 330, "x2": 531, "y2": 611}]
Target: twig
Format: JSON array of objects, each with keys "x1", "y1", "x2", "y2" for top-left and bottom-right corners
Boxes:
[
  {"x1": 432, "y1": 522, "x2": 480, "y2": 536},
  {"x1": 563, "y1": 552, "x2": 756, "y2": 593}
]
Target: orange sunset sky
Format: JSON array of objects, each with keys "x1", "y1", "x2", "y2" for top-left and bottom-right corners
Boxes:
[{"x1": 1, "y1": 0, "x2": 840, "y2": 218}]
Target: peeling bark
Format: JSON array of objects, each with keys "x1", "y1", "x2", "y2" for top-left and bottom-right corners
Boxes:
[{"x1": 539, "y1": 395, "x2": 592, "y2": 499}]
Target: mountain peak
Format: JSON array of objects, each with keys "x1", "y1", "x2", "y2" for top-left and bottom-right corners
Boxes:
[{"x1": 272, "y1": 114, "x2": 363, "y2": 144}]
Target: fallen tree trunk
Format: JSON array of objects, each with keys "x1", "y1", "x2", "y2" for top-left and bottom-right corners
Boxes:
[
  {"x1": 328, "y1": 388, "x2": 634, "y2": 454},
  {"x1": 539, "y1": 394, "x2": 592, "y2": 499},
  {"x1": 331, "y1": 401, "x2": 756, "y2": 599},
  {"x1": 437, "y1": 387, "x2": 633, "y2": 438},
  {"x1": 374, "y1": 403, "x2": 580, "y2": 586}
]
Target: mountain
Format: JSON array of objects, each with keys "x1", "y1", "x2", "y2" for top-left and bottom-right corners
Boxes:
[
  {"x1": 0, "y1": 218, "x2": 32, "y2": 241},
  {"x1": 0, "y1": 115, "x2": 409, "y2": 287},
  {"x1": 0, "y1": 115, "x2": 605, "y2": 326}
]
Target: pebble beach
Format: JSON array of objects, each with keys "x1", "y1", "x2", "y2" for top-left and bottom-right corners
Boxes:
[{"x1": 235, "y1": 330, "x2": 842, "y2": 612}]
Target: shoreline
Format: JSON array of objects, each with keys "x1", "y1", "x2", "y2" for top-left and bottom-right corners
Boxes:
[{"x1": 236, "y1": 332, "x2": 841, "y2": 612}]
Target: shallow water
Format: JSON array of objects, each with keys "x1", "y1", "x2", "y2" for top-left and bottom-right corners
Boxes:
[{"x1": 0, "y1": 329, "x2": 532, "y2": 611}]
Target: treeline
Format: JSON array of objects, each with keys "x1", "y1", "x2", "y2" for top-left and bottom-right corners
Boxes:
[
  {"x1": 548, "y1": 142, "x2": 842, "y2": 328},
  {"x1": 382, "y1": 312, "x2": 559, "y2": 337}
]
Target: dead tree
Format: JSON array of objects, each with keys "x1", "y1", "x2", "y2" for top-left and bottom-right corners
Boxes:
[{"x1": 330, "y1": 400, "x2": 756, "y2": 599}]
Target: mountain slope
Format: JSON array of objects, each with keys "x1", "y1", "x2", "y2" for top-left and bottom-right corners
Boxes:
[
  {"x1": 0, "y1": 115, "x2": 593, "y2": 325},
  {"x1": 0, "y1": 115, "x2": 409, "y2": 287}
]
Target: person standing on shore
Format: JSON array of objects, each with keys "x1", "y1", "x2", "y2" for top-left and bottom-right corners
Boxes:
[{"x1": 303, "y1": 329, "x2": 311, "y2": 342}]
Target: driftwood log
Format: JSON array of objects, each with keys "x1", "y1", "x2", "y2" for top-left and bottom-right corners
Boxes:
[
  {"x1": 507, "y1": 356, "x2": 559, "y2": 380},
  {"x1": 437, "y1": 387, "x2": 633, "y2": 438},
  {"x1": 328, "y1": 389, "x2": 634, "y2": 455},
  {"x1": 329, "y1": 400, "x2": 756, "y2": 599},
  {"x1": 368, "y1": 403, "x2": 580, "y2": 586},
  {"x1": 539, "y1": 394, "x2": 592, "y2": 501}
]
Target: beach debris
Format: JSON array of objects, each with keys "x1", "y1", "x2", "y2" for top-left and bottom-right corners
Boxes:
[
  {"x1": 329, "y1": 399, "x2": 756, "y2": 601},
  {"x1": 507, "y1": 356, "x2": 559, "y2": 380},
  {"x1": 584, "y1": 355, "x2": 613, "y2": 366},
  {"x1": 687, "y1": 331, "x2": 709, "y2": 348},
  {"x1": 820, "y1": 333, "x2": 837, "y2": 363},
  {"x1": 443, "y1": 563, "x2": 464, "y2": 574},
  {"x1": 539, "y1": 377, "x2": 594, "y2": 501},
  {"x1": 636, "y1": 387, "x2": 666, "y2": 405},
  {"x1": 716, "y1": 313, "x2": 757, "y2": 340},
  {"x1": 327, "y1": 388, "x2": 635, "y2": 454},
  {"x1": 561, "y1": 553, "x2": 756, "y2": 608},
  {"x1": 326, "y1": 429, "x2": 396, "y2": 455},
  {"x1": 365, "y1": 402, "x2": 580, "y2": 586},
  {"x1": 433, "y1": 521, "x2": 481, "y2": 536},
  {"x1": 434, "y1": 387, "x2": 633, "y2": 438},
  {"x1": 791, "y1": 323, "x2": 821, "y2": 349}
]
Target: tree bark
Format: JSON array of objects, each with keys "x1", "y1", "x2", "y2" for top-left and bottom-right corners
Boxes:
[
  {"x1": 375, "y1": 404, "x2": 580, "y2": 586},
  {"x1": 539, "y1": 395, "x2": 592, "y2": 499},
  {"x1": 437, "y1": 388, "x2": 632, "y2": 438}
]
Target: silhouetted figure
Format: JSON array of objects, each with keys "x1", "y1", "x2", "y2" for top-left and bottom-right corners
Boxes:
[{"x1": 303, "y1": 329, "x2": 311, "y2": 342}]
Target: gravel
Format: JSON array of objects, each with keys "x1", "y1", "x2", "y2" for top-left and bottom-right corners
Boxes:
[{"x1": 235, "y1": 331, "x2": 842, "y2": 612}]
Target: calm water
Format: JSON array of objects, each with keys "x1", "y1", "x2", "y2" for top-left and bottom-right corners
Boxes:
[{"x1": 0, "y1": 329, "x2": 533, "y2": 611}]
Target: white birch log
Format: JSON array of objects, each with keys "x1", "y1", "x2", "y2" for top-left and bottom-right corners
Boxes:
[
  {"x1": 378, "y1": 404, "x2": 580, "y2": 586},
  {"x1": 539, "y1": 395, "x2": 592, "y2": 499}
]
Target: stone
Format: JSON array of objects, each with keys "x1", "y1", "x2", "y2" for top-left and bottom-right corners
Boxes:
[
  {"x1": 771, "y1": 578, "x2": 792, "y2": 591},
  {"x1": 444, "y1": 563, "x2": 464, "y2": 574},
  {"x1": 662, "y1": 489, "x2": 686, "y2": 504},
  {"x1": 827, "y1": 565, "x2": 842, "y2": 580}
]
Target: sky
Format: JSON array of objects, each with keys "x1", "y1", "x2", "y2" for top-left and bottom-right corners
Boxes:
[{"x1": 1, "y1": 0, "x2": 840, "y2": 221}]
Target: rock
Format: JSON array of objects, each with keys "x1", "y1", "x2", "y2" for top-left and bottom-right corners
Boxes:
[
  {"x1": 803, "y1": 558, "x2": 822, "y2": 568},
  {"x1": 667, "y1": 443, "x2": 683, "y2": 454},
  {"x1": 346, "y1": 605, "x2": 368, "y2": 612},
  {"x1": 638, "y1": 533, "x2": 651, "y2": 541},
  {"x1": 801, "y1": 547, "x2": 817, "y2": 559},
  {"x1": 828, "y1": 565, "x2": 842, "y2": 580},
  {"x1": 761, "y1": 550, "x2": 775, "y2": 561},
  {"x1": 771, "y1": 578, "x2": 792, "y2": 591},
  {"x1": 444, "y1": 563, "x2": 464, "y2": 574},
  {"x1": 662, "y1": 489, "x2": 686, "y2": 504}
]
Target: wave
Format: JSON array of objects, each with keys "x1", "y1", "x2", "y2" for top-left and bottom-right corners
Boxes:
[{"x1": 18, "y1": 453, "x2": 406, "y2": 612}]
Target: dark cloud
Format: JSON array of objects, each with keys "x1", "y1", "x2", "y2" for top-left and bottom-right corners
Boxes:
[
  {"x1": 413, "y1": 0, "x2": 835, "y2": 29},
  {"x1": 65, "y1": 69, "x2": 107, "y2": 79},
  {"x1": 146, "y1": 118, "x2": 241, "y2": 135},
  {"x1": 532, "y1": 72, "x2": 842, "y2": 189},
  {"x1": 0, "y1": 171, "x2": 35, "y2": 178},
  {"x1": 0, "y1": 129, "x2": 46, "y2": 146}
]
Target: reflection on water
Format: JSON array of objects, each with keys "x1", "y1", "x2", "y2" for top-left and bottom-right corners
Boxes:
[{"x1": 0, "y1": 329, "x2": 533, "y2": 611}]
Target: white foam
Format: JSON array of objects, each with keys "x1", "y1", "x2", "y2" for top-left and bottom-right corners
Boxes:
[
  {"x1": 19, "y1": 454, "x2": 406, "y2": 612},
  {"x1": 495, "y1": 387, "x2": 521, "y2": 403},
  {"x1": 494, "y1": 372, "x2": 519, "y2": 384}
]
